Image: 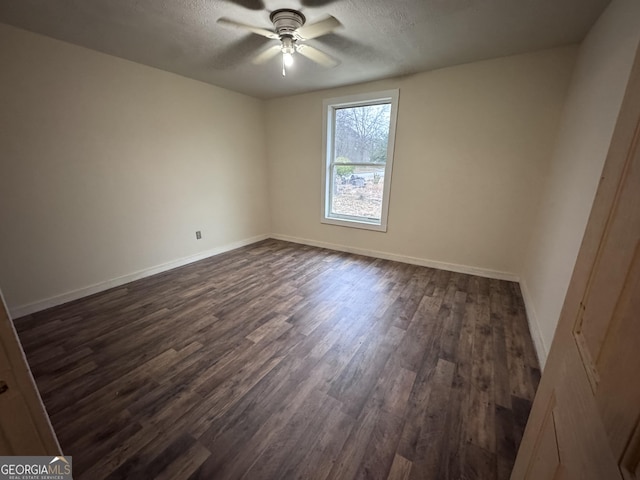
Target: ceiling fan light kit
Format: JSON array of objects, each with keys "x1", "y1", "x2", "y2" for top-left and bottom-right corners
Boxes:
[{"x1": 217, "y1": 7, "x2": 340, "y2": 77}]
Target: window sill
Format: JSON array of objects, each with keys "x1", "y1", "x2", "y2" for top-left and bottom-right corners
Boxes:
[{"x1": 321, "y1": 216, "x2": 388, "y2": 232}]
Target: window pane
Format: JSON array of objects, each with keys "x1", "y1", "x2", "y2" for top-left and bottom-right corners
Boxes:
[
  {"x1": 331, "y1": 164, "x2": 386, "y2": 220},
  {"x1": 334, "y1": 103, "x2": 391, "y2": 164},
  {"x1": 322, "y1": 89, "x2": 399, "y2": 231}
]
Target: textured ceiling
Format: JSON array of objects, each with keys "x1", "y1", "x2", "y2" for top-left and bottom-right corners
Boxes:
[{"x1": 0, "y1": 0, "x2": 611, "y2": 98}]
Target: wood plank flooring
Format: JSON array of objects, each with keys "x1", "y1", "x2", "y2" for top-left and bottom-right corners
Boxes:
[{"x1": 14, "y1": 239, "x2": 541, "y2": 480}]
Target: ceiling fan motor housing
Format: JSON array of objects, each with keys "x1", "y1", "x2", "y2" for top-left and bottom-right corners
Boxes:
[{"x1": 270, "y1": 9, "x2": 306, "y2": 39}]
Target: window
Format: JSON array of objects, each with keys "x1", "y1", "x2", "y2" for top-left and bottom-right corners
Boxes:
[{"x1": 321, "y1": 89, "x2": 399, "y2": 231}]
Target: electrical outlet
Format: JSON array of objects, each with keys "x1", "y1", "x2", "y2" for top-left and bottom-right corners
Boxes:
[{"x1": 196, "y1": 231, "x2": 202, "y2": 240}]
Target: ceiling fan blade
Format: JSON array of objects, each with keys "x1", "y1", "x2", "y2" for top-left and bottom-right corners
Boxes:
[
  {"x1": 296, "y1": 16, "x2": 341, "y2": 40},
  {"x1": 252, "y1": 45, "x2": 282, "y2": 65},
  {"x1": 296, "y1": 44, "x2": 339, "y2": 68},
  {"x1": 301, "y1": 0, "x2": 339, "y2": 6},
  {"x1": 213, "y1": 35, "x2": 271, "y2": 69},
  {"x1": 224, "y1": 0, "x2": 265, "y2": 10},
  {"x1": 217, "y1": 17, "x2": 279, "y2": 39}
]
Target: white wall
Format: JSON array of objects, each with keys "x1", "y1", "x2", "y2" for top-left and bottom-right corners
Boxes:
[
  {"x1": 266, "y1": 47, "x2": 577, "y2": 280},
  {"x1": 520, "y1": 0, "x2": 640, "y2": 367},
  {"x1": 0, "y1": 24, "x2": 271, "y2": 316}
]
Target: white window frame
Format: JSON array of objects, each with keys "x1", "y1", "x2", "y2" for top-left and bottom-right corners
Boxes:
[{"x1": 321, "y1": 89, "x2": 399, "y2": 232}]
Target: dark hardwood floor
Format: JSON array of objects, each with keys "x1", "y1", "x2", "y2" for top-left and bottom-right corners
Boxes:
[{"x1": 15, "y1": 239, "x2": 540, "y2": 480}]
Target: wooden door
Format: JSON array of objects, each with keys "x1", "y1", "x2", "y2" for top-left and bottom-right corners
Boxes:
[
  {"x1": 0, "y1": 289, "x2": 61, "y2": 455},
  {"x1": 511, "y1": 48, "x2": 640, "y2": 479}
]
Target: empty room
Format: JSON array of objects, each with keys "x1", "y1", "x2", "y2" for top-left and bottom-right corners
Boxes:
[{"x1": 1, "y1": 0, "x2": 639, "y2": 479}]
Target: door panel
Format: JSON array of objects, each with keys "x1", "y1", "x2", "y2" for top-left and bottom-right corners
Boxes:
[
  {"x1": 595, "y1": 242, "x2": 640, "y2": 457},
  {"x1": 553, "y1": 350, "x2": 621, "y2": 480}
]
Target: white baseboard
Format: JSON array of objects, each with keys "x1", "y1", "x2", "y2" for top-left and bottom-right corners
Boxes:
[
  {"x1": 11, "y1": 231, "x2": 533, "y2": 358},
  {"x1": 269, "y1": 233, "x2": 520, "y2": 282},
  {"x1": 10, "y1": 234, "x2": 270, "y2": 319},
  {"x1": 518, "y1": 278, "x2": 548, "y2": 369}
]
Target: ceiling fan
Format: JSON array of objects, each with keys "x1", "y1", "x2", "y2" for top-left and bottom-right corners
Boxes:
[{"x1": 217, "y1": 9, "x2": 341, "y2": 76}]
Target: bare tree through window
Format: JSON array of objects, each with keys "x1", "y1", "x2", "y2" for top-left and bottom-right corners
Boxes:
[{"x1": 335, "y1": 104, "x2": 391, "y2": 164}]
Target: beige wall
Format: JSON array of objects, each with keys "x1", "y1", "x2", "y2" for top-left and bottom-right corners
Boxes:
[
  {"x1": 0, "y1": 24, "x2": 270, "y2": 315},
  {"x1": 266, "y1": 47, "x2": 577, "y2": 278},
  {"x1": 520, "y1": 0, "x2": 640, "y2": 367}
]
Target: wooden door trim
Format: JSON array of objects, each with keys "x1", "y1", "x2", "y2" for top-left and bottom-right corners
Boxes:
[{"x1": 0, "y1": 290, "x2": 61, "y2": 454}]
